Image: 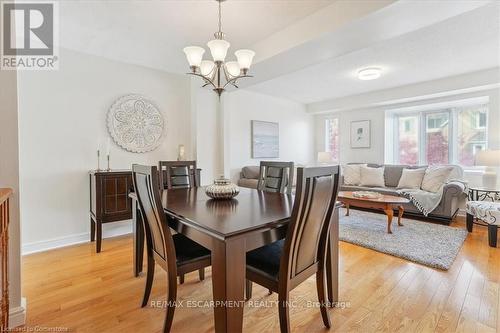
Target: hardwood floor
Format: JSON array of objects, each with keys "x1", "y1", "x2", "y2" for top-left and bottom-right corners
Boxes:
[{"x1": 22, "y1": 215, "x2": 499, "y2": 333}]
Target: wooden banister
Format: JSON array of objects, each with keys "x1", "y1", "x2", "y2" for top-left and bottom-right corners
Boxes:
[
  {"x1": 0, "y1": 188, "x2": 12, "y2": 330},
  {"x1": 0, "y1": 189, "x2": 12, "y2": 205}
]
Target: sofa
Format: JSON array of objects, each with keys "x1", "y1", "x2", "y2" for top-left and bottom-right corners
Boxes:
[
  {"x1": 238, "y1": 166, "x2": 260, "y2": 189},
  {"x1": 238, "y1": 165, "x2": 299, "y2": 190},
  {"x1": 340, "y1": 164, "x2": 467, "y2": 223}
]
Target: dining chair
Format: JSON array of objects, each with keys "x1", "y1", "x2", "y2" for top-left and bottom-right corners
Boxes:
[
  {"x1": 132, "y1": 164, "x2": 211, "y2": 333},
  {"x1": 158, "y1": 160, "x2": 199, "y2": 190},
  {"x1": 245, "y1": 166, "x2": 340, "y2": 333},
  {"x1": 158, "y1": 160, "x2": 204, "y2": 283},
  {"x1": 257, "y1": 161, "x2": 294, "y2": 194}
]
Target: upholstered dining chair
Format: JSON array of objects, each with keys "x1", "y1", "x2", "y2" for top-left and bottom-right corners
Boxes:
[
  {"x1": 245, "y1": 166, "x2": 340, "y2": 333},
  {"x1": 132, "y1": 164, "x2": 211, "y2": 333},
  {"x1": 158, "y1": 161, "x2": 199, "y2": 190},
  {"x1": 257, "y1": 161, "x2": 294, "y2": 195},
  {"x1": 158, "y1": 160, "x2": 204, "y2": 283}
]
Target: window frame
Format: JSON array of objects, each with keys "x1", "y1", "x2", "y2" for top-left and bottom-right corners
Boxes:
[
  {"x1": 389, "y1": 98, "x2": 488, "y2": 167},
  {"x1": 324, "y1": 117, "x2": 340, "y2": 163}
]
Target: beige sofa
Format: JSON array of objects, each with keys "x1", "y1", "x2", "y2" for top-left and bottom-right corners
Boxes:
[{"x1": 237, "y1": 166, "x2": 260, "y2": 189}]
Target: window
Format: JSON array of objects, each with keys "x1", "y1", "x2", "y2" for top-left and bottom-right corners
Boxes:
[
  {"x1": 325, "y1": 118, "x2": 339, "y2": 162},
  {"x1": 456, "y1": 105, "x2": 488, "y2": 166},
  {"x1": 403, "y1": 119, "x2": 413, "y2": 132},
  {"x1": 391, "y1": 101, "x2": 488, "y2": 167},
  {"x1": 473, "y1": 110, "x2": 487, "y2": 129},
  {"x1": 425, "y1": 112, "x2": 449, "y2": 165},
  {"x1": 426, "y1": 113, "x2": 448, "y2": 130},
  {"x1": 397, "y1": 116, "x2": 419, "y2": 165}
]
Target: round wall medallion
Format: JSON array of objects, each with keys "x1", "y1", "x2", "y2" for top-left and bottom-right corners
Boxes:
[{"x1": 107, "y1": 94, "x2": 164, "y2": 153}]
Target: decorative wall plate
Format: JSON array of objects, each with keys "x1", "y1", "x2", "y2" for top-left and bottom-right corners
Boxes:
[{"x1": 107, "y1": 94, "x2": 164, "y2": 153}]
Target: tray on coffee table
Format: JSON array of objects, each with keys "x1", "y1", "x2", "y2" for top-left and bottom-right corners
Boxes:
[{"x1": 338, "y1": 191, "x2": 410, "y2": 234}]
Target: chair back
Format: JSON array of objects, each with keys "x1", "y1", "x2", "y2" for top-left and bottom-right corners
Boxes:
[
  {"x1": 257, "y1": 161, "x2": 294, "y2": 194},
  {"x1": 132, "y1": 164, "x2": 177, "y2": 274},
  {"x1": 159, "y1": 161, "x2": 198, "y2": 190},
  {"x1": 280, "y1": 166, "x2": 340, "y2": 282}
]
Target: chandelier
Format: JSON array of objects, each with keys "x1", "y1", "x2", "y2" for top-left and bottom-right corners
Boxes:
[{"x1": 183, "y1": 0, "x2": 255, "y2": 97}]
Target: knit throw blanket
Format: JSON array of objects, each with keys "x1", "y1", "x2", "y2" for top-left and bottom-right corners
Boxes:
[{"x1": 398, "y1": 180, "x2": 468, "y2": 216}]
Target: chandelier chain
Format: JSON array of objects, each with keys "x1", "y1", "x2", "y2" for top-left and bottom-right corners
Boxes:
[
  {"x1": 218, "y1": 0, "x2": 222, "y2": 33},
  {"x1": 184, "y1": 0, "x2": 254, "y2": 97}
]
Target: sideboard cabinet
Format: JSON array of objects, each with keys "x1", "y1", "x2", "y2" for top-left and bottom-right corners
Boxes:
[{"x1": 89, "y1": 170, "x2": 133, "y2": 252}]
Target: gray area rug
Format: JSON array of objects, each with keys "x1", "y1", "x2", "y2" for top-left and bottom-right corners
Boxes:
[{"x1": 339, "y1": 209, "x2": 467, "y2": 270}]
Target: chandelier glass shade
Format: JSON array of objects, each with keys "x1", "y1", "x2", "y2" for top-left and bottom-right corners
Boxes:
[{"x1": 183, "y1": 0, "x2": 255, "y2": 96}]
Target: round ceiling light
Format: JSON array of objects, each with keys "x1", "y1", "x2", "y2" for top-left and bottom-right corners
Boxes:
[{"x1": 358, "y1": 67, "x2": 382, "y2": 80}]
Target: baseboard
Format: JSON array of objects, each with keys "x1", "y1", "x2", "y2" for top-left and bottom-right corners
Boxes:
[
  {"x1": 9, "y1": 297, "x2": 26, "y2": 329},
  {"x1": 22, "y1": 221, "x2": 133, "y2": 255}
]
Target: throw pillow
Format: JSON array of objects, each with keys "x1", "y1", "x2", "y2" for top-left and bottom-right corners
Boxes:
[
  {"x1": 242, "y1": 166, "x2": 260, "y2": 179},
  {"x1": 397, "y1": 168, "x2": 426, "y2": 189},
  {"x1": 342, "y1": 164, "x2": 365, "y2": 185},
  {"x1": 359, "y1": 166, "x2": 385, "y2": 187},
  {"x1": 421, "y1": 166, "x2": 454, "y2": 193}
]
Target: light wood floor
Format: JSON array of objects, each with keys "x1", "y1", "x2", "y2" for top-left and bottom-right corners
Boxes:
[{"x1": 22, "y1": 216, "x2": 499, "y2": 333}]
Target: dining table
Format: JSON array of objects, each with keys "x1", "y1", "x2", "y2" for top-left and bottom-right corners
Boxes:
[{"x1": 129, "y1": 187, "x2": 339, "y2": 333}]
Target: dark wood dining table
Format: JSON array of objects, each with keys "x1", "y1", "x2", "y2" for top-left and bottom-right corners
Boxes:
[{"x1": 129, "y1": 187, "x2": 339, "y2": 333}]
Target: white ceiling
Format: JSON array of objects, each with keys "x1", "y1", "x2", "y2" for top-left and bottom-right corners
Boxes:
[
  {"x1": 247, "y1": 2, "x2": 500, "y2": 104},
  {"x1": 59, "y1": 0, "x2": 331, "y2": 73},
  {"x1": 58, "y1": 0, "x2": 500, "y2": 106}
]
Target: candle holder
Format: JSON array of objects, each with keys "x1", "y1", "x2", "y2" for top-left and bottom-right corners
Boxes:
[
  {"x1": 106, "y1": 154, "x2": 111, "y2": 171},
  {"x1": 96, "y1": 150, "x2": 101, "y2": 171},
  {"x1": 177, "y1": 144, "x2": 185, "y2": 161}
]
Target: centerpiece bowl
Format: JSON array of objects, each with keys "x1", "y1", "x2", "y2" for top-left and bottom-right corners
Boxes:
[{"x1": 205, "y1": 177, "x2": 239, "y2": 200}]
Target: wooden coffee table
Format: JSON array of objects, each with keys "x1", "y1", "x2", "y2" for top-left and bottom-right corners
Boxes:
[{"x1": 338, "y1": 191, "x2": 410, "y2": 234}]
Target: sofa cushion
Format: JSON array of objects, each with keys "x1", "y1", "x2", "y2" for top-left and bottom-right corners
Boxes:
[
  {"x1": 242, "y1": 166, "x2": 260, "y2": 179},
  {"x1": 360, "y1": 166, "x2": 385, "y2": 187},
  {"x1": 383, "y1": 165, "x2": 405, "y2": 187},
  {"x1": 238, "y1": 178, "x2": 258, "y2": 189},
  {"x1": 340, "y1": 185, "x2": 399, "y2": 196},
  {"x1": 343, "y1": 164, "x2": 365, "y2": 185},
  {"x1": 383, "y1": 165, "x2": 424, "y2": 187},
  {"x1": 421, "y1": 166, "x2": 454, "y2": 193},
  {"x1": 397, "y1": 168, "x2": 426, "y2": 189}
]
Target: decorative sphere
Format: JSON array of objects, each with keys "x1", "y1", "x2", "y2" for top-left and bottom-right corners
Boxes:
[{"x1": 205, "y1": 177, "x2": 239, "y2": 200}]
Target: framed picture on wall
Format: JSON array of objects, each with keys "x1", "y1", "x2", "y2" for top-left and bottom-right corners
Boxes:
[
  {"x1": 350, "y1": 120, "x2": 370, "y2": 148},
  {"x1": 251, "y1": 120, "x2": 279, "y2": 158}
]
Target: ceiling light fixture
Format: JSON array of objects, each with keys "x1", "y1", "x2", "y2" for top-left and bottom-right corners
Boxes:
[
  {"x1": 183, "y1": 0, "x2": 255, "y2": 97},
  {"x1": 357, "y1": 67, "x2": 382, "y2": 80}
]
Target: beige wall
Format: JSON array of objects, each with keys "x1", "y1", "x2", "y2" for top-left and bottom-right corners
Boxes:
[
  {"x1": 225, "y1": 89, "x2": 315, "y2": 183},
  {"x1": 0, "y1": 69, "x2": 25, "y2": 326},
  {"x1": 17, "y1": 48, "x2": 193, "y2": 253},
  {"x1": 313, "y1": 69, "x2": 500, "y2": 172},
  {"x1": 315, "y1": 88, "x2": 500, "y2": 166},
  {"x1": 315, "y1": 110, "x2": 386, "y2": 165}
]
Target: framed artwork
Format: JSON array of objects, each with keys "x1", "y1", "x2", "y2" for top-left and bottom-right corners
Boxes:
[
  {"x1": 251, "y1": 120, "x2": 279, "y2": 158},
  {"x1": 350, "y1": 120, "x2": 370, "y2": 148}
]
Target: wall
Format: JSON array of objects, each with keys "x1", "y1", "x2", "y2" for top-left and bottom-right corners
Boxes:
[
  {"x1": 224, "y1": 90, "x2": 315, "y2": 182},
  {"x1": 17, "y1": 48, "x2": 192, "y2": 253},
  {"x1": 315, "y1": 110, "x2": 385, "y2": 165},
  {"x1": 0, "y1": 69, "x2": 26, "y2": 326},
  {"x1": 313, "y1": 69, "x2": 500, "y2": 172},
  {"x1": 190, "y1": 81, "x2": 220, "y2": 185}
]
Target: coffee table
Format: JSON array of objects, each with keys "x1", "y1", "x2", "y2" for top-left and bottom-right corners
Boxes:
[{"x1": 338, "y1": 191, "x2": 410, "y2": 234}]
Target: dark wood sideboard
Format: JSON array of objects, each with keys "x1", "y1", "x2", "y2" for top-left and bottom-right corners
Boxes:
[{"x1": 89, "y1": 170, "x2": 133, "y2": 253}]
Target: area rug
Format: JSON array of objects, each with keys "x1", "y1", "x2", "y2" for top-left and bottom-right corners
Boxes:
[{"x1": 339, "y1": 209, "x2": 467, "y2": 270}]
